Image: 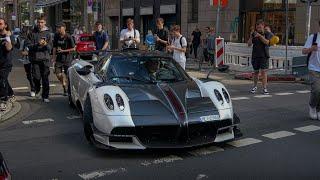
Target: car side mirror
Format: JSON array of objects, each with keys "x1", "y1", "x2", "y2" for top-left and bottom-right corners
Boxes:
[{"x1": 76, "y1": 65, "x2": 93, "y2": 76}]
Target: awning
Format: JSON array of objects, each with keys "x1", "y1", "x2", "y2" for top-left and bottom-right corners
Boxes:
[{"x1": 35, "y1": 0, "x2": 68, "y2": 8}]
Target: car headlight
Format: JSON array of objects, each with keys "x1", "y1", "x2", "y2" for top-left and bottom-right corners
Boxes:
[
  {"x1": 222, "y1": 88, "x2": 230, "y2": 103},
  {"x1": 214, "y1": 89, "x2": 224, "y2": 104},
  {"x1": 104, "y1": 94, "x2": 114, "y2": 110},
  {"x1": 116, "y1": 94, "x2": 125, "y2": 111}
]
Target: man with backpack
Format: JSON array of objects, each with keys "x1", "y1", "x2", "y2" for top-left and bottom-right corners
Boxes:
[
  {"x1": 302, "y1": 20, "x2": 320, "y2": 120},
  {"x1": 120, "y1": 18, "x2": 140, "y2": 48},
  {"x1": 94, "y1": 22, "x2": 109, "y2": 51},
  {"x1": 167, "y1": 25, "x2": 187, "y2": 70}
]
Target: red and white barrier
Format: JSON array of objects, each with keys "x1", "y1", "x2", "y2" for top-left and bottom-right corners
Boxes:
[{"x1": 215, "y1": 37, "x2": 224, "y2": 67}]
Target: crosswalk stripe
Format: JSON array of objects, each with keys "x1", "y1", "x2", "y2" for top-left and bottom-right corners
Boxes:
[
  {"x1": 262, "y1": 131, "x2": 295, "y2": 139},
  {"x1": 294, "y1": 125, "x2": 320, "y2": 132},
  {"x1": 254, "y1": 95, "x2": 272, "y2": 98},
  {"x1": 231, "y1": 97, "x2": 250, "y2": 101},
  {"x1": 141, "y1": 155, "x2": 183, "y2": 167},
  {"x1": 22, "y1": 118, "x2": 54, "y2": 125},
  {"x1": 188, "y1": 146, "x2": 224, "y2": 156},
  {"x1": 66, "y1": 115, "x2": 81, "y2": 120},
  {"x1": 13, "y1": 84, "x2": 57, "y2": 91},
  {"x1": 296, "y1": 90, "x2": 310, "y2": 94},
  {"x1": 227, "y1": 138, "x2": 262, "y2": 147},
  {"x1": 275, "y1": 92, "x2": 294, "y2": 96},
  {"x1": 78, "y1": 167, "x2": 127, "y2": 180}
]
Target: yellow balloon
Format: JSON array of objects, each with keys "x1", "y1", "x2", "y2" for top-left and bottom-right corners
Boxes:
[{"x1": 270, "y1": 35, "x2": 280, "y2": 46}]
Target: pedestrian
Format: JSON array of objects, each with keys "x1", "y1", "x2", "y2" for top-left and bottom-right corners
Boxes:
[
  {"x1": 302, "y1": 20, "x2": 320, "y2": 120},
  {"x1": 206, "y1": 27, "x2": 216, "y2": 66},
  {"x1": 52, "y1": 22, "x2": 75, "y2": 96},
  {"x1": 120, "y1": 18, "x2": 140, "y2": 48},
  {"x1": 154, "y1": 18, "x2": 169, "y2": 52},
  {"x1": 191, "y1": 26, "x2": 201, "y2": 59},
  {"x1": 93, "y1": 22, "x2": 109, "y2": 51},
  {"x1": 264, "y1": 25, "x2": 274, "y2": 36},
  {"x1": 28, "y1": 15, "x2": 52, "y2": 103},
  {"x1": 0, "y1": 18, "x2": 14, "y2": 111},
  {"x1": 145, "y1": 30, "x2": 155, "y2": 51},
  {"x1": 73, "y1": 25, "x2": 83, "y2": 36},
  {"x1": 167, "y1": 25, "x2": 187, "y2": 70},
  {"x1": 247, "y1": 19, "x2": 273, "y2": 95},
  {"x1": 202, "y1": 26, "x2": 210, "y2": 62},
  {"x1": 19, "y1": 25, "x2": 36, "y2": 97}
]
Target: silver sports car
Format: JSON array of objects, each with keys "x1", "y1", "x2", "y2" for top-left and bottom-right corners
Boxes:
[{"x1": 68, "y1": 50, "x2": 241, "y2": 149}]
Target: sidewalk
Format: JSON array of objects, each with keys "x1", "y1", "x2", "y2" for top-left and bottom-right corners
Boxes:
[{"x1": 0, "y1": 101, "x2": 21, "y2": 124}]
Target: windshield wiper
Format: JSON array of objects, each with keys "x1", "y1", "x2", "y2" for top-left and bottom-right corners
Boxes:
[{"x1": 109, "y1": 76, "x2": 155, "y2": 84}]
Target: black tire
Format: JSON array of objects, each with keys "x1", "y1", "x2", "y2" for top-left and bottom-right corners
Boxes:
[
  {"x1": 68, "y1": 79, "x2": 76, "y2": 108},
  {"x1": 83, "y1": 96, "x2": 96, "y2": 144}
]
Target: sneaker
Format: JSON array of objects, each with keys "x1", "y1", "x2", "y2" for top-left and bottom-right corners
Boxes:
[
  {"x1": 43, "y1": 98, "x2": 50, "y2": 103},
  {"x1": 250, "y1": 87, "x2": 257, "y2": 94},
  {"x1": 263, "y1": 88, "x2": 269, "y2": 95},
  {"x1": 0, "y1": 102, "x2": 7, "y2": 111},
  {"x1": 30, "y1": 91, "x2": 36, "y2": 97},
  {"x1": 8, "y1": 95, "x2": 16, "y2": 103},
  {"x1": 310, "y1": 106, "x2": 317, "y2": 120}
]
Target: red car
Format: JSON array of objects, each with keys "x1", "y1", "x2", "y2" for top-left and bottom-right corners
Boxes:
[
  {"x1": 75, "y1": 34, "x2": 96, "y2": 60},
  {"x1": 0, "y1": 153, "x2": 11, "y2": 180}
]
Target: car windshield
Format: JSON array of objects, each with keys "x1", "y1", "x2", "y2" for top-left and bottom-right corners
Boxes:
[
  {"x1": 80, "y1": 36, "x2": 95, "y2": 42},
  {"x1": 105, "y1": 56, "x2": 189, "y2": 84}
]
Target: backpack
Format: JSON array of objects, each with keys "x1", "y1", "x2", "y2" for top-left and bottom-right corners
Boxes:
[{"x1": 307, "y1": 33, "x2": 318, "y2": 66}]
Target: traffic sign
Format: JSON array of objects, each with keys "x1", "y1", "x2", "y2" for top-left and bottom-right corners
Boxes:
[{"x1": 210, "y1": 0, "x2": 228, "y2": 7}]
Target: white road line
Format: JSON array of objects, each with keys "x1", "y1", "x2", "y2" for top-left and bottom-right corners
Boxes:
[
  {"x1": 78, "y1": 167, "x2": 126, "y2": 180},
  {"x1": 262, "y1": 131, "x2": 295, "y2": 139},
  {"x1": 66, "y1": 115, "x2": 81, "y2": 120},
  {"x1": 227, "y1": 138, "x2": 262, "y2": 147},
  {"x1": 231, "y1": 97, "x2": 250, "y2": 101},
  {"x1": 274, "y1": 92, "x2": 294, "y2": 96},
  {"x1": 188, "y1": 146, "x2": 224, "y2": 156},
  {"x1": 254, "y1": 95, "x2": 272, "y2": 98},
  {"x1": 12, "y1": 87, "x2": 28, "y2": 90},
  {"x1": 296, "y1": 90, "x2": 310, "y2": 94},
  {"x1": 294, "y1": 125, "x2": 320, "y2": 132},
  {"x1": 141, "y1": 155, "x2": 183, "y2": 167},
  {"x1": 22, "y1": 118, "x2": 54, "y2": 125},
  {"x1": 196, "y1": 174, "x2": 209, "y2": 180}
]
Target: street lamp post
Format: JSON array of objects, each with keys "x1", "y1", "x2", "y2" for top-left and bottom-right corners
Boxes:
[
  {"x1": 300, "y1": 0, "x2": 318, "y2": 39},
  {"x1": 215, "y1": 0, "x2": 221, "y2": 36}
]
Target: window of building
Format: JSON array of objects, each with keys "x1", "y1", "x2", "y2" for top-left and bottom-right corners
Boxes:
[{"x1": 188, "y1": 0, "x2": 198, "y2": 23}]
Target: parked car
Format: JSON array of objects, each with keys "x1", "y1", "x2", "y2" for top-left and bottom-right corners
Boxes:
[
  {"x1": 0, "y1": 153, "x2": 11, "y2": 180},
  {"x1": 75, "y1": 34, "x2": 96, "y2": 60},
  {"x1": 68, "y1": 48, "x2": 242, "y2": 150}
]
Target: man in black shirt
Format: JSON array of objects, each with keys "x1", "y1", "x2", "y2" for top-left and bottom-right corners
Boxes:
[
  {"x1": 52, "y1": 22, "x2": 75, "y2": 96},
  {"x1": 191, "y1": 27, "x2": 201, "y2": 59},
  {"x1": 0, "y1": 18, "x2": 13, "y2": 111},
  {"x1": 248, "y1": 20, "x2": 273, "y2": 95},
  {"x1": 154, "y1": 18, "x2": 169, "y2": 52}
]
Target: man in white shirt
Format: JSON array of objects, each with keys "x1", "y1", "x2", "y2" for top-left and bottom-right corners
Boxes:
[
  {"x1": 167, "y1": 25, "x2": 187, "y2": 70},
  {"x1": 302, "y1": 20, "x2": 320, "y2": 120},
  {"x1": 120, "y1": 18, "x2": 140, "y2": 48}
]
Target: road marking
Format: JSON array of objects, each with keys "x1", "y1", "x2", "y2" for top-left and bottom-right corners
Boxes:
[
  {"x1": 262, "y1": 131, "x2": 295, "y2": 139},
  {"x1": 294, "y1": 125, "x2": 320, "y2": 132},
  {"x1": 296, "y1": 90, "x2": 310, "y2": 94},
  {"x1": 66, "y1": 115, "x2": 81, "y2": 120},
  {"x1": 254, "y1": 95, "x2": 272, "y2": 98},
  {"x1": 141, "y1": 155, "x2": 183, "y2": 167},
  {"x1": 274, "y1": 92, "x2": 294, "y2": 96},
  {"x1": 78, "y1": 167, "x2": 127, "y2": 180},
  {"x1": 227, "y1": 138, "x2": 262, "y2": 147},
  {"x1": 12, "y1": 84, "x2": 57, "y2": 91},
  {"x1": 22, "y1": 118, "x2": 54, "y2": 125},
  {"x1": 188, "y1": 146, "x2": 224, "y2": 156},
  {"x1": 231, "y1": 97, "x2": 250, "y2": 101},
  {"x1": 196, "y1": 174, "x2": 209, "y2": 180}
]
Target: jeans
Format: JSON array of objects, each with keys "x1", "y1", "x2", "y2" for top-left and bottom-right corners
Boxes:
[
  {"x1": 24, "y1": 63, "x2": 35, "y2": 92},
  {"x1": 193, "y1": 44, "x2": 199, "y2": 59},
  {"x1": 32, "y1": 61, "x2": 50, "y2": 99},
  {"x1": 0, "y1": 66, "x2": 13, "y2": 101},
  {"x1": 309, "y1": 70, "x2": 320, "y2": 110}
]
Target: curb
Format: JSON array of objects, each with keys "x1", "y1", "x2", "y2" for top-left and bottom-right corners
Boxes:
[
  {"x1": 234, "y1": 72, "x2": 297, "y2": 82},
  {"x1": 0, "y1": 102, "x2": 21, "y2": 123}
]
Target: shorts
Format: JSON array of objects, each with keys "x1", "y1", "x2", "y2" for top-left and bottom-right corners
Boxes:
[
  {"x1": 54, "y1": 62, "x2": 69, "y2": 75},
  {"x1": 251, "y1": 58, "x2": 269, "y2": 71}
]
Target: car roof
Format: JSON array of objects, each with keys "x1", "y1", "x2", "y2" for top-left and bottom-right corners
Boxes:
[{"x1": 107, "y1": 50, "x2": 172, "y2": 59}]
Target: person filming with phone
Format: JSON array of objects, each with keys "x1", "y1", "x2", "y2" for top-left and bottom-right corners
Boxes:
[
  {"x1": 302, "y1": 20, "x2": 320, "y2": 120},
  {"x1": 120, "y1": 18, "x2": 140, "y2": 48}
]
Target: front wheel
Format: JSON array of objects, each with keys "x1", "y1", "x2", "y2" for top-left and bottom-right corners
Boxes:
[{"x1": 83, "y1": 97, "x2": 95, "y2": 144}]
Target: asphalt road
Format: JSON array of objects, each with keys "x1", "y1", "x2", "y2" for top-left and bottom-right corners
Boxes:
[{"x1": 1, "y1": 59, "x2": 320, "y2": 180}]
